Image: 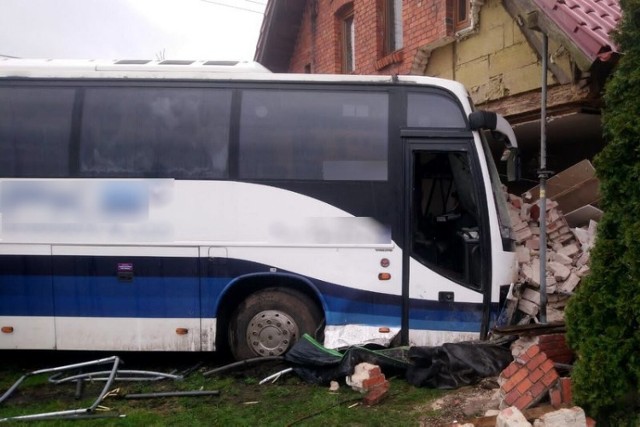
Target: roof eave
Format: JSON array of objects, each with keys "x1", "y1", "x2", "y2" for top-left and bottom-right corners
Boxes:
[
  {"x1": 254, "y1": 0, "x2": 307, "y2": 72},
  {"x1": 504, "y1": 0, "x2": 619, "y2": 73}
]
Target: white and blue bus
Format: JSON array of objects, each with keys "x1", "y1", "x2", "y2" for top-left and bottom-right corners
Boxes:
[{"x1": 0, "y1": 59, "x2": 518, "y2": 358}]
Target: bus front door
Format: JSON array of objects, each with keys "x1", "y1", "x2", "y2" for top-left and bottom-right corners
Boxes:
[{"x1": 404, "y1": 141, "x2": 490, "y2": 346}]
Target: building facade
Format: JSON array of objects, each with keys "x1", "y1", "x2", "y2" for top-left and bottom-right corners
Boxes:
[{"x1": 255, "y1": 0, "x2": 621, "y2": 184}]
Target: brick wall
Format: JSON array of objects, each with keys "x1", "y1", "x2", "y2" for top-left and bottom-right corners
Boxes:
[
  {"x1": 499, "y1": 345, "x2": 560, "y2": 410},
  {"x1": 288, "y1": 0, "x2": 453, "y2": 75},
  {"x1": 286, "y1": 0, "x2": 573, "y2": 106}
]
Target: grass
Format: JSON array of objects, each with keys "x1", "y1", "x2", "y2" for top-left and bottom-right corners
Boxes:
[{"x1": 0, "y1": 353, "x2": 447, "y2": 426}]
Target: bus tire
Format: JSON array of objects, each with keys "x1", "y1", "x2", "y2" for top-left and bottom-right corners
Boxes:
[{"x1": 228, "y1": 287, "x2": 322, "y2": 360}]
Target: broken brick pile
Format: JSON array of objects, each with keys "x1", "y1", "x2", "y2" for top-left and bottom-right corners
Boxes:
[
  {"x1": 346, "y1": 362, "x2": 390, "y2": 406},
  {"x1": 499, "y1": 345, "x2": 559, "y2": 410},
  {"x1": 510, "y1": 333, "x2": 574, "y2": 366},
  {"x1": 498, "y1": 344, "x2": 574, "y2": 413},
  {"x1": 507, "y1": 193, "x2": 596, "y2": 324}
]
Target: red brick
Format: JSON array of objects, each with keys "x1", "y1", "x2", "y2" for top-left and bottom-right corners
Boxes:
[
  {"x1": 286, "y1": 0, "x2": 455, "y2": 75},
  {"x1": 501, "y1": 362, "x2": 521, "y2": 379},
  {"x1": 362, "y1": 374, "x2": 386, "y2": 391},
  {"x1": 539, "y1": 335, "x2": 574, "y2": 365},
  {"x1": 542, "y1": 348, "x2": 572, "y2": 358},
  {"x1": 504, "y1": 388, "x2": 522, "y2": 406},
  {"x1": 540, "y1": 358, "x2": 555, "y2": 373},
  {"x1": 529, "y1": 380, "x2": 548, "y2": 398},
  {"x1": 527, "y1": 352, "x2": 547, "y2": 371},
  {"x1": 516, "y1": 378, "x2": 534, "y2": 394},
  {"x1": 541, "y1": 369, "x2": 560, "y2": 387},
  {"x1": 538, "y1": 334, "x2": 566, "y2": 345},
  {"x1": 529, "y1": 367, "x2": 544, "y2": 383},
  {"x1": 549, "y1": 385, "x2": 562, "y2": 408},
  {"x1": 522, "y1": 344, "x2": 541, "y2": 362},
  {"x1": 538, "y1": 343, "x2": 567, "y2": 354},
  {"x1": 367, "y1": 366, "x2": 382, "y2": 377},
  {"x1": 363, "y1": 380, "x2": 389, "y2": 406},
  {"x1": 560, "y1": 377, "x2": 573, "y2": 403},
  {"x1": 503, "y1": 369, "x2": 528, "y2": 393},
  {"x1": 544, "y1": 350, "x2": 574, "y2": 365},
  {"x1": 513, "y1": 393, "x2": 534, "y2": 410}
]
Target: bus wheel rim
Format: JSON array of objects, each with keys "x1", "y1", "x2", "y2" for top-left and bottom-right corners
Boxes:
[{"x1": 246, "y1": 310, "x2": 299, "y2": 356}]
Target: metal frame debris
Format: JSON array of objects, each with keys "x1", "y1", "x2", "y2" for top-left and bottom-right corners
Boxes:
[{"x1": 0, "y1": 356, "x2": 121, "y2": 423}]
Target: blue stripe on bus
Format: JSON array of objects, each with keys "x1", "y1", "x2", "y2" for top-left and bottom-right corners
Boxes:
[
  {"x1": 0, "y1": 254, "x2": 487, "y2": 333},
  {"x1": 0, "y1": 276, "x2": 483, "y2": 332},
  {"x1": 0, "y1": 275, "x2": 55, "y2": 316}
]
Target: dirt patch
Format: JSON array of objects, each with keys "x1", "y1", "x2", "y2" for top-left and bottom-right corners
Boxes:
[{"x1": 416, "y1": 379, "x2": 500, "y2": 426}]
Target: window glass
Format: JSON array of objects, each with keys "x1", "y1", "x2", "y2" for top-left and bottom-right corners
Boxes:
[
  {"x1": 343, "y1": 14, "x2": 355, "y2": 73},
  {"x1": 480, "y1": 130, "x2": 513, "y2": 243},
  {"x1": 455, "y1": 0, "x2": 469, "y2": 29},
  {"x1": 239, "y1": 90, "x2": 388, "y2": 181},
  {"x1": 80, "y1": 87, "x2": 231, "y2": 178},
  {"x1": 383, "y1": 0, "x2": 403, "y2": 55},
  {"x1": 0, "y1": 87, "x2": 75, "y2": 177},
  {"x1": 407, "y1": 93, "x2": 467, "y2": 128}
]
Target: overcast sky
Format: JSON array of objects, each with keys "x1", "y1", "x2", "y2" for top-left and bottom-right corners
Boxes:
[{"x1": 0, "y1": 0, "x2": 266, "y2": 60}]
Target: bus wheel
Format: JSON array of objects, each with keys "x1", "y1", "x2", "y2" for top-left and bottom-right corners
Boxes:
[{"x1": 228, "y1": 288, "x2": 322, "y2": 360}]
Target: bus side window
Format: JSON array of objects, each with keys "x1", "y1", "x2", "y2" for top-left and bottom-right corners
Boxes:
[
  {"x1": 79, "y1": 87, "x2": 231, "y2": 179},
  {"x1": 0, "y1": 87, "x2": 74, "y2": 178},
  {"x1": 239, "y1": 89, "x2": 389, "y2": 181}
]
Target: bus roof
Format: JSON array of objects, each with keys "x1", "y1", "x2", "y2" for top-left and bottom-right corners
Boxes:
[{"x1": 0, "y1": 58, "x2": 470, "y2": 100}]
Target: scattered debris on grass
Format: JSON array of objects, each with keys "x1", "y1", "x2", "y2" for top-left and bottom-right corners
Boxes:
[{"x1": 0, "y1": 356, "x2": 122, "y2": 422}]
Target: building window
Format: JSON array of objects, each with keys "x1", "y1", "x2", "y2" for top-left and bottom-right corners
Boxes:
[
  {"x1": 334, "y1": 3, "x2": 356, "y2": 74},
  {"x1": 453, "y1": 0, "x2": 469, "y2": 30},
  {"x1": 343, "y1": 13, "x2": 355, "y2": 72},
  {"x1": 383, "y1": 0, "x2": 403, "y2": 55}
]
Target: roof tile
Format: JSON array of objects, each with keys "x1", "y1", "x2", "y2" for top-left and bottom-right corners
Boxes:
[{"x1": 532, "y1": 0, "x2": 621, "y2": 65}]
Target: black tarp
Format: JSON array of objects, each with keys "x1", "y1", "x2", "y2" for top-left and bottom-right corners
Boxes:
[
  {"x1": 406, "y1": 341, "x2": 513, "y2": 389},
  {"x1": 284, "y1": 334, "x2": 513, "y2": 389},
  {"x1": 284, "y1": 334, "x2": 410, "y2": 385}
]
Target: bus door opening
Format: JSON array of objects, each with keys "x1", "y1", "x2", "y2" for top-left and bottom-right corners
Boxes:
[{"x1": 411, "y1": 151, "x2": 482, "y2": 288}]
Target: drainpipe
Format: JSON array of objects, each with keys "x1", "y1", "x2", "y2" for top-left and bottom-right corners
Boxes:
[{"x1": 538, "y1": 33, "x2": 550, "y2": 324}]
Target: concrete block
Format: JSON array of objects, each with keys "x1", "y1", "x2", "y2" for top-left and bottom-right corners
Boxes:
[
  {"x1": 551, "y1": 252, "x2": 573, "y2": 265},
  {"x1": 502, "y1": 63, "x2": 547, "y2": 96},
  {"x1": 548, "y1": 262, "x2": 571, "y2": 281},
  {"x1": 536, "y1": 406, "x2": 587, "y2": 427},
  {"x1": 457, "y1": 29, "x2": 505, "y2": 64},
  {"x1": 558, "y1": 243, "x2": 580, "y2": 257},
  {"x1": 517, "y1": 246, "x2": 532, "y2": 264},
  {"x1": 346, "y1": 362, "x2": 380, "y2": 392},
  {"x1": 496, "y1": 406, "x2": 532, "y2": 427},
  {"x1": 558, "y1": 273, "x2": 581, "y2": 293},
  {"x1": 490, "y1": 43, "x2": 538, "y2": 77},
  {"x1": 455, "y1": 56, "x2": 490, "y2": 90}
]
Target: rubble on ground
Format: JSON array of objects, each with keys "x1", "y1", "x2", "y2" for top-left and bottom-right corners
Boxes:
[
  {"x1": 505, "y1": 193, "x2": 596, "y2": 325},
  {"x1": 503, "y1": 159, "x2": 600, "y2": 326},
  {"x1": 449, "y1": 160, "x2": 602, "y2": 426}
]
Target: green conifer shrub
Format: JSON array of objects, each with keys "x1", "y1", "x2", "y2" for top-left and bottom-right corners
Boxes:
[{"x1": 565, "y1": 1, "x2": 640, "y2": 424}]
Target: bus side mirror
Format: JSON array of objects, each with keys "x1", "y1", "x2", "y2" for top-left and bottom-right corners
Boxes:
[{"x1": 469, "y1": 111, "x2": 520, "y2": 182}]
